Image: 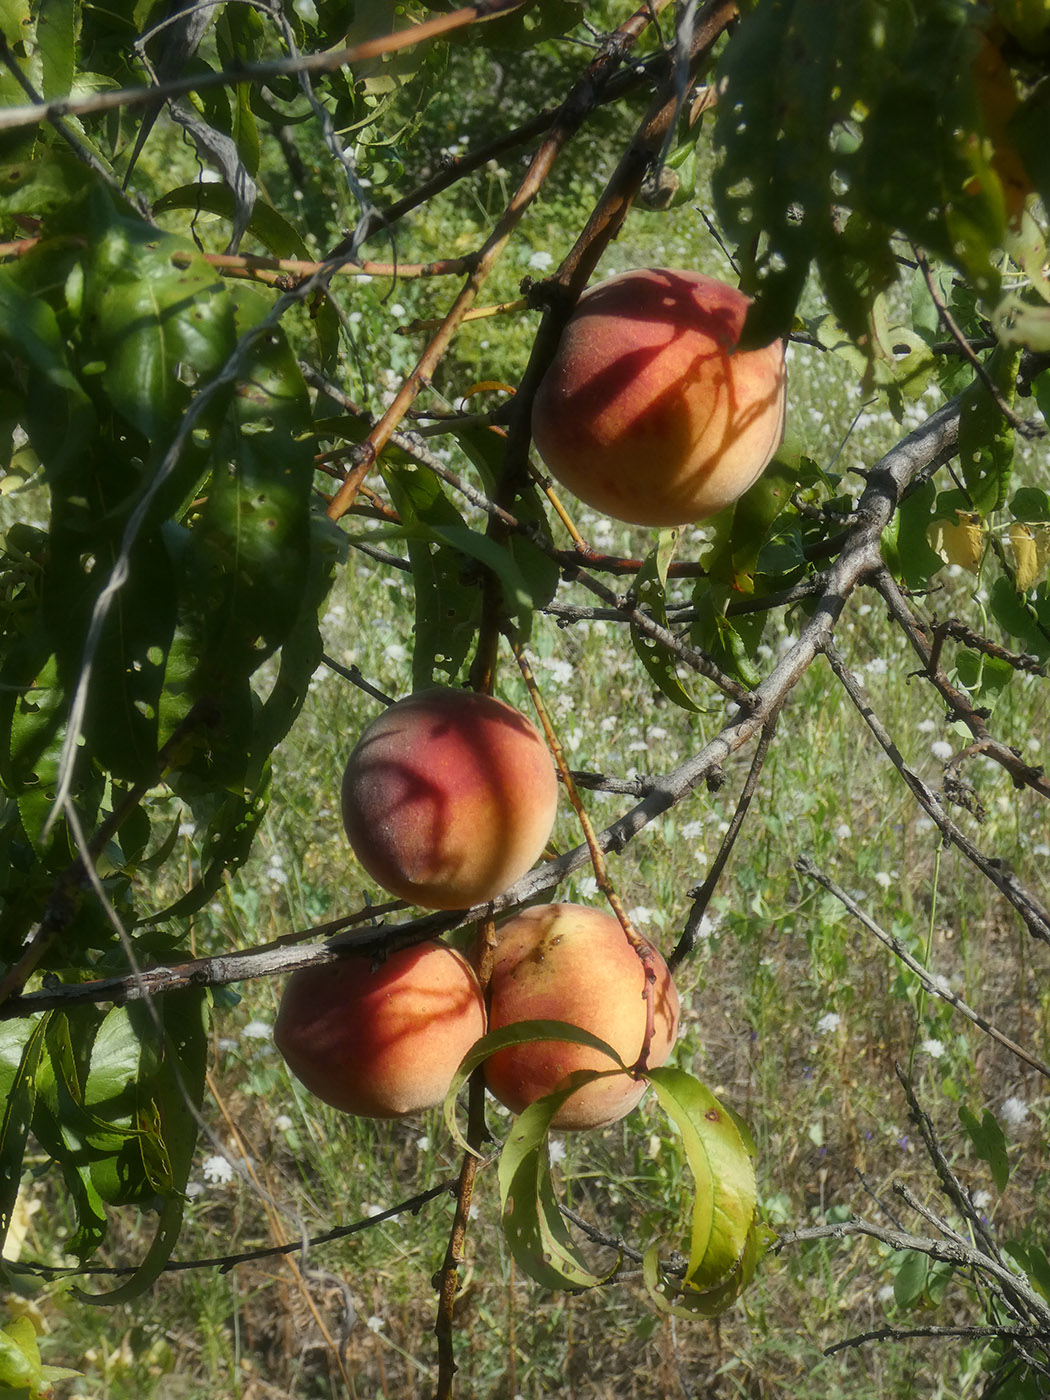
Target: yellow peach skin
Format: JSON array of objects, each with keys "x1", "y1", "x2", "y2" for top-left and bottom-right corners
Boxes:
[
  {"x1": 341, "y1": 688, "x2": 559, "y2": 911},
  {"x1": 531, "y1": 268, "x2": 787, "y2": 527},
  {"x1": 274, "y1": 941, "x2": 487, "y2": 1118},
  {"x1": 483, "y1": 903, "x2": 680, "y2": 1130}
]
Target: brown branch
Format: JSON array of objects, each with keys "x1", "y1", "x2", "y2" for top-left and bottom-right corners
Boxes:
[
  {"x1": 822, "y1": 645, "x2": 1050, "y2": 944},
  {"x1": 776, "y1": 1218, "x2": 1050, "y2": 1328},
  {"x1": 507, "y1": 636, "x2": 660, "y2": 1069},
  {"x1": 669, "y1": 711, "x2": 781, "y2": 972},
  {"x1": 325, "y1": 0, "x2": 674, "y2": 523},
  {"x1": 914, "y1": 248, "x2": 1040, "y2": 438},
  {"x1": 874, "y1": 571, "x2": 1050, "y2": 803},
  {"x1": 433, "y1": 1058, "x2": 491, "y2": 1400},
  {"x1": 170, "y1": 249, "x2": 476, "y2": 285},
  {"x1": 796, "y1": 856, "x2": 1050, "y2": 1079},
  {"x1": 8, "y1": 1179, "x2": 460, "y2": 1278},
  {"x1": 0, "y1": 1, "x2": 532, "y2": 134},
  {"x1": 927, "y1": 618, "x2": 1047, "y2": 678},
  {"x1": 824, "y1": 1324, "x2": 1048, "y2": 1358}
]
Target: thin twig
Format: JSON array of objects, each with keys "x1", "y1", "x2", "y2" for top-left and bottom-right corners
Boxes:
[
  {"x1": 914, "y1": 248, "x2": 1039, "y2": 438},
  {"x1": 670, "y1": 710, "x2": 781, "y2": 972},
  {"x1": 823, "y1": 645, "x2": 1050, "y2": 944},
  {"x1": 0, "y1": 1, "x2": 532, "y2": 134},
  {"x1": 795, "y1": 855, "x2": 1050, "y2": 1079}
]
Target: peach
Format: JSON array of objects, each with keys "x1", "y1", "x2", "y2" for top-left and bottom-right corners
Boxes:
[
  {"x1": 483, "y1": 903, "x2": 680, "y2": 1130},
  {"x1": 273, "y1": 940, "x2": 486, "y2": 1117},
  {"x1": 341, "y1": 688, "x2": 559, "y2": 911},
  {"x1": 531, "y1": 268, "x2": 787, "y2": 527}
]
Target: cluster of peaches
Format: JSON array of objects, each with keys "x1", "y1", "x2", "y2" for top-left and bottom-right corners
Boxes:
[{"x1": 275, "y1": 268, "x2": 787, "y2": 1133}]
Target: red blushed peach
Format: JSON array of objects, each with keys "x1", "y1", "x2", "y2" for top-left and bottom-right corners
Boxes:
[
  {"x1": 483, "y1": 903, "x2": 680, "y2": 1130},
  {"x1": 274, "y1": 941, "x2": 486, "y2": 1118},
  {"x1": 531, "y1": 268, "x2": 787, "y2": 527},
  {"x1": 341, "y1": 688, "x2": 559, "y2": 911}
]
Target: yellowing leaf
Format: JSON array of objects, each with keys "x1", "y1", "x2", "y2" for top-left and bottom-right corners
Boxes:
[
  {"x1": 1009, "y1": 521, "x2": 1050, "y2": 591},
  {"x1": 926, "y1": 513, "x2": 985, "y2": 573}
]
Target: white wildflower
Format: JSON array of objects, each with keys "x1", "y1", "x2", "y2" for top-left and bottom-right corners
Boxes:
[
  {"x1": 242, "y1": 1020, "x2": 272, "y2": 1040},
  {"x1": 834, "y1": 823, "x2": 852, "y2": 841},
  {"x1": 874, "y1": 871, "x2": 892, "y2": 891},
  {"x1": 816, "y1": 1011, "x2": 841, "y2": 1035},
  {"x1": 1001, "y1": 1096, "x2": 1030, "y2": 1130},
  {"x1": 921, "y1": 1039, "x2": 945, "y2": 1059},
  {"x1": 202, "y1": 1155, "x2": 234, "y2": 1185},
  {"x1": 930, "y1": 740, "x2": 954, "y2": 761}
]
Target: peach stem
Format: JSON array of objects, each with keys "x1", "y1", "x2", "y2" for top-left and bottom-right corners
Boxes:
[{"x1": 506, "y1": 635, "x2": 658, "y2": 1072}]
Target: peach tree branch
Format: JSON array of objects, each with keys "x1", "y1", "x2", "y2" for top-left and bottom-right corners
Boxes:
[
  {"x1": 823, "y1": 644, "x2": 1050, "y2": 945},
  {"x1": 0, "y1": 1, "x2": 531, "y2": 134},
  {"x1": 2, "y1": 389, "x2": 971, "y2": 1016},
  {"x1": 795, "y1": 855, "x2": 1050, "y2": 1080},
  {"x1": 873, "y1": 569, "x2": 1050, "y2": 804},
  {"x1": 325, "y1": 0, "x2": 676, "y2": 522}
]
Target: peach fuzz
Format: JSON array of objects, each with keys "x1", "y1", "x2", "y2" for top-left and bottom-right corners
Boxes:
[
  {"x1": 531, "y1": 267, "x2": 786, "y2": 527},
  {"x1": 483, "y1": 903, "x2": 680, "y2": 1130},
  {"x1": 274, "y1": 941, "x2": 486, "y2": 1118},
  {"x1": 341, "y1": 688, "x2": 559, "y2": 911}
]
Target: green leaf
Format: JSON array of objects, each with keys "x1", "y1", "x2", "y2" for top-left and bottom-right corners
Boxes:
[
  {"x1": 74, "y1": 989, "x2": 207, "y2": 1305},
  {"x1": 443, "y1": 1019, "x2": 627, "y2": 1156},
  {"x1": 690, "y1": 583, "x2": 762, "y2": 691},
  {"x1": 35, "y1": 0, "x2": 77, "y2": 100},
  {"x1": 954, "y1": 650, "x2": 1013, "y2": 717},
  {"x1": 384, "y1": 464, "x2": 482, "y2": 688},
  {"x1": 643, "y1": 1214, "x2": 774, "y2": 1319},
  {"x1": 957, "y1": 347, "x2": 1021, "y2": 516},
  {"x1": 893, "y1": 1247, "x2": 933, "y2": 1309},
  {"x1": 630, "y1": 532, "x2": 704, "y2": 713},
  {"x1": 0, "y1": 264, "x2": 95, "y2": 480},
  {"x1": 646, "y1": 1069, "x2": 757, "y2": 1297},
  {"x1": 79, "y1": 188, "x2": 234, "y2": 445},
  {"x1": 0, "y1": 156, "x2": 93, "y2": 218},
  {"x1": 0, "y1": 1016, "x2": 48, "y2": 1249},
  {"x1": 989, "y1": 575, "x2": 1050, "y2": 661},
  {"x1": 497, "y1": 1078, "x2": 620, "y2": 1293},
  {"x1": 1004, "y1": 1241, "x2": 1050, "y2": 1304},
  {"x1": 153, "y1": 183, "x2": 312, "y2": 259},
  {"x1": 883, "y1": 480, "x2": 948, "y2": 589},
  {"x1": 960, "y1": 1103, "x2": 1011, "y2": 1192},
  {"x1": 1011, "y1": 487, "x2": 1050, "y2": 522},
  {"x1": 708, "y1": 448, "x2": 801, "y2": 592},
  {"x1": 431, "y1": 523, "x2": 536, "y2": 637}
]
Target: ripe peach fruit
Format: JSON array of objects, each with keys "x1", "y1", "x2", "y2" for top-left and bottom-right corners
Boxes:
[
  {"x1": 341, "y1": 688, "x2": 559, "y2": 911},
  {"x1": 274, "y1": 940, "x2": 486, "y2": 1118},
  {"x1": 483, "y1": 903, "x2": 680, "y2": 1130},
  {"x1": 531, "y1": 268, "x2": 787, "y2": 527}
]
